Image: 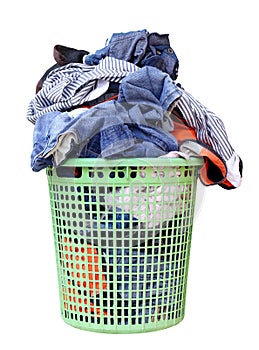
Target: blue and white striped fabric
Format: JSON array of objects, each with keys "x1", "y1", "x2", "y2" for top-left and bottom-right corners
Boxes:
[
  {"x1": 27, "y1": 57, "x2": 139, "y2": 124},
  {"x1": 177, "y1": 88, "x2": 234, "y2": 162}
]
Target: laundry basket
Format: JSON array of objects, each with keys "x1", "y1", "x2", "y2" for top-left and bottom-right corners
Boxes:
[{"x1": 46, "y1": 157, "x2": 203, "y2": 333}]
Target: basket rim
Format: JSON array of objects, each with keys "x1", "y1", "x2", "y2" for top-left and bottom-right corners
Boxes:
[{"x1": 55, "y1": 157, "x2": 204, "y2": 168}]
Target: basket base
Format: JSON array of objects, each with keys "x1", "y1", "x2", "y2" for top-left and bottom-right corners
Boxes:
[{"x1": 60, "y1": 312, "x2": 185, "y2": 334}]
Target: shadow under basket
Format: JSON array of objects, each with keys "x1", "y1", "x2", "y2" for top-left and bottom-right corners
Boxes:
[{"x1": 46, "y1": 157, "x2": 203, "y2": 333}]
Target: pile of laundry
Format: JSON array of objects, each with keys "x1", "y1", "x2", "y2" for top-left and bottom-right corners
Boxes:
[
  {"x1": 27, "y1": 29, "x2": 243, "y2": 190},
  {"x1": 27, "y1": 29, "x2": 243, "y2": 325}
]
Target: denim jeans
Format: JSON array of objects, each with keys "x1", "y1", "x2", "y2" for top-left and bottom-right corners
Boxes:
[
  {"x1": 84, "y1": 29, "x2": 148, "y2": 65},
  {"x1": 140, "y1": 32, "x2": 179, "y2": 80},
  {"x1": 31, "y1": 100, "x2": 179, "y2": 171},
  {"x1": 118, "y1": 66, "x2": 182, "y2": 111},
  {"x1": 84, "y1": 29, "x2": 179, "y2": 80}
]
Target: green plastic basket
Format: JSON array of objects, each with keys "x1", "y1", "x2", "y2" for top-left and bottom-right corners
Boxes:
[{"x1": 46, "y1": 157, "x2": 203, "y2": 333}]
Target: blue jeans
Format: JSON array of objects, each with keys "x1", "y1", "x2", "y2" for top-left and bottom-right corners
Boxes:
[
  {"x1": 84, "y1": 29, "x2": 179, "y2": 80},
  {"x1": 118, "y1": 66, "x2": 182, "y2": 111},
  {"x1": 31, "y1": 99, "x2": 179, "y2": 171}
]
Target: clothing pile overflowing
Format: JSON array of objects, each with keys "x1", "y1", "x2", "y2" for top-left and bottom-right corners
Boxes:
[
  {"x1": 27, "y1": 29, "x2": 242, "y2": 189},
  {"x1": 27, "y1": 30, "x2": 243, "y2": 324}
]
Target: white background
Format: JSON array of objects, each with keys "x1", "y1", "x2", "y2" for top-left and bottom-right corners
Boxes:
[{"x1": 1, "y1": 1, "x2": 258, "y2": 349}]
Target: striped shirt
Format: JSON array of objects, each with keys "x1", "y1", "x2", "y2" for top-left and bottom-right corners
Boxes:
[
  {"x1": 176, "y1": 88, "x2": 234, "y2": 162},
  {"x1": 27, "y1": 57, "x2": 139, "y2": 124}
]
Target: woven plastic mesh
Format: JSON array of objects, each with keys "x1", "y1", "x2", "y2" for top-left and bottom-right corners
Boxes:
[{"x1": 46, "y1": 158, "x2": 202, "y2": 333}]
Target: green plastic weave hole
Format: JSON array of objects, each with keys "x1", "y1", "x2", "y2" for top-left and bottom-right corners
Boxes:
[{"x1": 46, "y1": 157, "x2": 203, "y2": 333}]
